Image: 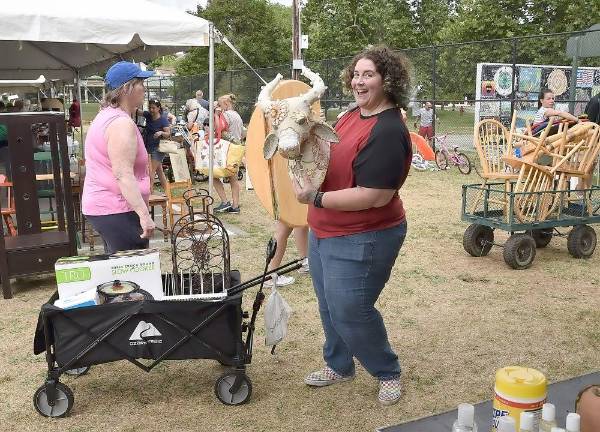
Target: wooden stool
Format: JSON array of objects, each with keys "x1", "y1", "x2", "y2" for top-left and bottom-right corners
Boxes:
[{"x1": 149, "y1": 194, "x2": 169, "y2": 242}]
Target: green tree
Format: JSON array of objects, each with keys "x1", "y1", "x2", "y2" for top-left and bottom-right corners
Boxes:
[
  {"x1": 302, "y1": 0, "x2": 417, "y2": 61},
  {"x1": 410, "y1": 0, "x2": 453, "y2": 46},
  {"x1": 431, "y1": 0, "x2": 600, "y2": 100},
  {"x1": 176, "y1": 0, "x2": 292, "y2": 77}
]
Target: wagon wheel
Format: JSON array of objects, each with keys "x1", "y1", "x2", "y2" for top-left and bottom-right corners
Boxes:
[
  {"x1": 503, "y1": 233, "x2": 536, "y2": 269},
  {"x1": 527, "y1": 228, "x2": 553, "y2": 248},
  {"x1": 33, "y1": 382, "x2": 74, "y2": 418},
  {"x1": 567, "y1": 225, "x2": 597, "y2": 259},
  {"x1": 463, "y1": 224, "x2": 494, "y2": 257},
  {"x1": 64, "y1": 366, "x2": 91, "y2": 377},
  {"x1": 435, "y1": 150, "x2": 448, "y2": 170},
  {"x1": 457, "y1": 152, "x2": 472, "y2": 175},
  {"x1": 214, "y1": 372, "x2": 253, "y2": 405}
]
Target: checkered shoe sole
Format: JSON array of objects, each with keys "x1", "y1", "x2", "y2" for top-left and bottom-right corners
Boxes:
[
  {"x1": 378, "y1": 379, "x2": 402, "y2": 405},
  {"x1": 304, "y1": 367, "x2": 354, "y2": 387}
]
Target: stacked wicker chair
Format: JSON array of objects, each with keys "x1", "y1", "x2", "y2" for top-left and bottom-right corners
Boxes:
[{"x1": 473, "y1": 112, "x2": 600, "y2": 223}]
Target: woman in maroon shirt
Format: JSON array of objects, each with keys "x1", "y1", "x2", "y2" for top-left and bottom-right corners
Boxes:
[{"x1": 294, "y1": 46, "x2": 412, "y2": 405}]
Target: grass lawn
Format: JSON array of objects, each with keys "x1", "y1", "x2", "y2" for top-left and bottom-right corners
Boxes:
[
  {"x1": 2, "y1": 165, "x2": 598, "y2": 432},
  {"x1": 81, "y1": 103, "x2": 100, "y2": 123},
  {"x1": 435, "y1": 109, "x2": 475, "y2": 135}
]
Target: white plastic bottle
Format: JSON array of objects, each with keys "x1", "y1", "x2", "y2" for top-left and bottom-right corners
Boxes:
[
  {"x1": 519, "y1": 412, "x2": 535, "y2": 432},
  {"x1": 539, "y1": 403, "x2": 557, "y2": 432},
  {"x1": 498, "y1": 416, "x2": 517, "y2": 432},
  {"x1": 565, "y1": 413, "x2": 580, "y2": 432},
  {"x1": 452, "y1": 403, "x2": 478, "y2": 432},
  {"x1": 550, "y1": 428, "x2": 565, "y2": 432}
]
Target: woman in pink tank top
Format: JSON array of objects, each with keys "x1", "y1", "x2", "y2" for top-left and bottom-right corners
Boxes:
[{"x1": 82, "y1": 61, "x2": 155, "y2": 254}]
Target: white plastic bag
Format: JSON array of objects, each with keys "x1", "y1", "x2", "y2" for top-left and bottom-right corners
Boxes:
[{"x1": 264, "y1": 277, "x2": 292, "y2": 347}]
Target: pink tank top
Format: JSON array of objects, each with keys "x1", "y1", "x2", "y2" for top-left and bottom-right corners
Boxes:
[{"x1": 82, "y1": 106, "x2": 150, "y2": 216}]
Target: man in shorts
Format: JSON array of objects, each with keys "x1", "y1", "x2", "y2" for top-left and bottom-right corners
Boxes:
[{"x1": 415, "y1": 102, "x2": 435, "y2": 146}]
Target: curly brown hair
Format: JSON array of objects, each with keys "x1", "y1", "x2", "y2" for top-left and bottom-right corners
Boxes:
[{"x1": 342, "y1": 45, "x2": 412, "y2": 109}]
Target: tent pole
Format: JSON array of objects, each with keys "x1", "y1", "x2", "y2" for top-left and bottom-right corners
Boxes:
[
  {"x1": 76, "y1": 70, "x2": 84, "y2": 153},
  {"x1": 208, "y1": 22, "x2": 215, "y2": 202}
]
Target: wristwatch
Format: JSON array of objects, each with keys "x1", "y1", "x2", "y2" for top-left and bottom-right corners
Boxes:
[{"x1": 313, "y1": 191, "x2": 325, "y2": 208}]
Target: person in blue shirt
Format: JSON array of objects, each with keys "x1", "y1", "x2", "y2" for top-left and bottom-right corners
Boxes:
[{"x1": 143, "y1": 99, "x2": 171, "y2": 193}]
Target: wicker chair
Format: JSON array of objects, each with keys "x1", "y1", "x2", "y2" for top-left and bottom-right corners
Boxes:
[{"x1": 472, "y1": 117, "x2": 519, "y2": 218}]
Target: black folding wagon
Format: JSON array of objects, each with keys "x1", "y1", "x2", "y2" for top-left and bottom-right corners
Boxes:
[{"x1": 33, "y1": 190, "x2": 301, "y2": 417}]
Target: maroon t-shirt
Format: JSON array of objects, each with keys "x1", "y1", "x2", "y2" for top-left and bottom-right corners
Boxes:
[{"x1": 308, "y1": 107, "x2": 412, "y2": 238}]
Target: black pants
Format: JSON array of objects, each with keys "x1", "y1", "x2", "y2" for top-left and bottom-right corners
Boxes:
[{"x1": 85, "y1": 211, "x2": 149, "y2": 255}]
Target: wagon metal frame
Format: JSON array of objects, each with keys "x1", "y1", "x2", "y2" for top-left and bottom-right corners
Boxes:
[{"x1": 461, "y1": 182, "x2": 600, "y2": 269}]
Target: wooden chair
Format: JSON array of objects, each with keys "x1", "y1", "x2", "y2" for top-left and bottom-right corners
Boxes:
[
  {"x1": 0, "y1": 175, "x2": 16, "y2": 236},
  {"x1": 148, "y1": 194, "x2": 169, "y2": 242},
  {"x1": 512, "y1": 160, "x2": 556, "y2": 223},
  {"x1": 472, "y1": 117, "x2": 519, "y2": 218},
  {"x1": 474, "y1": 118, "x2": 516, "y2": 179},
  {"x1": 546, "y1": 123, "x2": 600, "y2": 180},
  {"x1": 165, "y1": 180, "x2": 193, "y2": 229},
  {"x1": 505, "y1": 121, "x2": 600, "y2": 221}
]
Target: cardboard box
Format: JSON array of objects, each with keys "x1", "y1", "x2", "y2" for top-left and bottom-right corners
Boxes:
[
  {"x1": 54, "y1": 288, "x2": 99, "y2": 310},
  {"x1": 55, "y1": 249, "x2": 163, "y2": 301}
]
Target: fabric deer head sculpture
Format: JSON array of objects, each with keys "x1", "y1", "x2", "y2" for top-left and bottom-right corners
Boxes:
[{"x1": 257, "y1": 67, "x2": 339, "y2": 168}]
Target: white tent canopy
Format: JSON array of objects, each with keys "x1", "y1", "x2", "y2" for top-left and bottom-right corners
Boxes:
[
  {"x1": 0, "y1": 75, "x2": 46, "y2": 87},
  {"x1": 0, "y1": 0, "x2": 210, "y2": 81}
]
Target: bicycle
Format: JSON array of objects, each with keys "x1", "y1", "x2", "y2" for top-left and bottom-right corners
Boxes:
[{"x1": 433, "y1": 134, "x2": 472, "y2": 175}]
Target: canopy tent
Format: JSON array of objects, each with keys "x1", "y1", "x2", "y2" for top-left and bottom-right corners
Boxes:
[
  {"x1": 0, "y1": 75, "x2": 47, "y2": 99},
  {"x1": 0, "y1": 0, "x2": 222, "y2": 191},
  {"x1": 0, "y1": 0, "x2": 210, "y2": 81},
  {"x1": 0, "y1": 75, "x2": 46, "y2": 88}
]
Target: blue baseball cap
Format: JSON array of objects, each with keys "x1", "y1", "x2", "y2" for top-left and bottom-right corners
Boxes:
[{"x1": 105, "y1": 61, "x2": 154, "y2": 90}]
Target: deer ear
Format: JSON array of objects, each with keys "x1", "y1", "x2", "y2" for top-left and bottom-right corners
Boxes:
[
  {"x1": 311, "y1": 122, "x2": 339, "y2": 143},
  {"x1": 263, "y1": 133, "x2": 279, "y2": 160}
]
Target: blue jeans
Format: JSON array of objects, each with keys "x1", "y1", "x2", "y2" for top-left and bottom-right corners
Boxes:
[{"x1": 308, "y1": 221, "x2": 407, "y2": 380}]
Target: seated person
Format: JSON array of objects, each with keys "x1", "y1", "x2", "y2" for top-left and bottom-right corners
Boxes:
[{"x1": 531, "y1": 88, "x2": 579, "y2": 136}]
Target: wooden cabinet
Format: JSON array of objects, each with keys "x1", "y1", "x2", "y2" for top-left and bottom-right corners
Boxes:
[{"x1": 0, "y1": 112, "x2": 77, "y2": 299}]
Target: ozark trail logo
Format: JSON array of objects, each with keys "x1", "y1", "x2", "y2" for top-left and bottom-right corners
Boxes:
[{"x1": 129, "y1": 321, "x2": 163, "y2": 346}]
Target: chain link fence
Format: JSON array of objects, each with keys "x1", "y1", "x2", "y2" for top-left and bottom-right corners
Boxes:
[{"x1": 140, "y1": 29, "x2": 600, "y2": 183}]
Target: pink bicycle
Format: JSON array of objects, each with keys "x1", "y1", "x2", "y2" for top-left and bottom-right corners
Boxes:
[{"x1": 433, "y1": 134, "x2": 471, "y2": 175}]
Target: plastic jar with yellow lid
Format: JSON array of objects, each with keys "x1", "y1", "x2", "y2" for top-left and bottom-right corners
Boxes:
[{"x1": 492, "y1": 367, "x2": 547, "y2": 432}]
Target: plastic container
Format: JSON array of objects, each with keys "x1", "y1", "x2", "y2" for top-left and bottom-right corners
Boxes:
[
  {"x1": 452, "y1": 403, "x2": 478, "y2": 432},
  {"x1": 493, "y1": 367, "x2": 547, "y2": 432},
  {"x1": 550, "y1": 429, "x2": 565, "y2": 432},
  {"x1": 540, "y1": 403, "x2": 557, "y2": 432},
  {"x1": 498, "y1": 416, "x2": 517, "y2": 432},
  {"x1": 520, "y1": 412, "x2": 535, "y2": 432},
  {"x1": 565, "y1": 412, "x2": 580, "y2": 432}
]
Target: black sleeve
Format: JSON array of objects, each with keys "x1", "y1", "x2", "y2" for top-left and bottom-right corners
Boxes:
[
  {"x1": 585, "y1": 96, "x2": 600, "y2": 124},
  {"x1": 353, "y1": 116, "x2": 410, "y2": 189}
]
